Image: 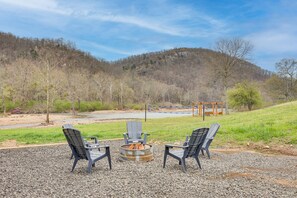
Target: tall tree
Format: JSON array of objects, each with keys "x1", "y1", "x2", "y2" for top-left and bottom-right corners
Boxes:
[
  {"x1": 275, "y1": 58, "x2": 297, "y2": 100},
  {"x1": 214, "y1": 38, "x2": 253, "y2": 114},
  {"x1": 37, "y1": 47, "x2": 62, "y2": 124}
]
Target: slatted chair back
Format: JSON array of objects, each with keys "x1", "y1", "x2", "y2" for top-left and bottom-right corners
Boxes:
[
  {"x1": 202, "y1": 123, "x2": 220, "y2": 148},
  {"x1": 62, "y1": 124, "x2": 74, "y2": 146},
  {"x1": 62, "y1": 124, "x2": 74, "y2": 129},
  {"x1": 127, "y1": 121, "x2": 142, "y2": 139},
  {"x1": 63, "y1": 128, "x2": 88, "y2": 160},
  {"x1": 184, "y1": 128, "x2": 209, "y2": 157}
]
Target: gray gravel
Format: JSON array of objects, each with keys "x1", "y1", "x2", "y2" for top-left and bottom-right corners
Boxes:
[{"x1": 1, "y1": 140, "x2": 297, "y2": 198}]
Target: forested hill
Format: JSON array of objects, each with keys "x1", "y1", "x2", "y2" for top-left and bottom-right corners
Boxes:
[
  {"x1": 0, "y1": 32, "x2": 273, "y2": 112},
  {"x1": 112, "y1": 48, "x2": 272, "y2": 91},
  {"x1": 0, "y1": 32, "x2": 109, "y2": 73}
]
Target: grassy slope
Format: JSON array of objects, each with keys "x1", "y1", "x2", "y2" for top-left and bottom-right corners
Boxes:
[{"x1": 0, "y1": 101, "x2": 297, "y2": 146}]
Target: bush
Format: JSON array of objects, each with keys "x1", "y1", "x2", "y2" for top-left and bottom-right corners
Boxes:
[
  {"x1": 100, "y1": 103, "x2": 114, "y2": 110},
  {"x1": 76, "y1": 101, "x2": 113, "y2": 112},
  {"x1": 228, "y1": 81, "x2": 262, "y2": 111},
  {"x1": 53, "y1": 100, "x2": 71, "y2": 113},
  {"x1": 26, "y1": 100, "x2": 37, "y2": 109},
  {"x1": 125, "y1": 103, "x2": 145, "y2": 110},
  {"x1": 0, "y1": 100, "x2": 20, "y2": 112}
]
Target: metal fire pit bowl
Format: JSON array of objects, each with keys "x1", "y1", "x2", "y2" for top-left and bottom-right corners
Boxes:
[{"x1": 119, "y1": 144, "x2": 154, "y2": 162}]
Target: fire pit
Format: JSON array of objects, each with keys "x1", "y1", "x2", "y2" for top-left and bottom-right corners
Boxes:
[{"x1": 119, "y1": 143, "x2": 153, "y2": 162}]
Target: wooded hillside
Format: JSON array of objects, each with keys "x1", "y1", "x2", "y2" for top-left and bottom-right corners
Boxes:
[{"x1": 0, "y1": 32, "x2": 273, "y2": 113}]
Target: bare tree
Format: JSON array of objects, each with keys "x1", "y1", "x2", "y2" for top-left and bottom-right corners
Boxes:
[
  {"x1": 44, "y1": 58, "x2": 52, "y2": 123},
  {"x1": 0, "y1": 66, "x2": 7, "y2": 114},
  {"x1": 36, "y1": 48, "x2": 62, "y2": 124},
  {"x1": 275, "y1": 58, "x2": 297, "y2": 100},
  {"x1": 214, "y1": 38, "x2": 253, "y2": 114}
]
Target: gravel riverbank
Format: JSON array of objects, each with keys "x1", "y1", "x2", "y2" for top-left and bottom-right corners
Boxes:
[{"x1": 0, "y1": 140, "x2": 296, "y2": 197}]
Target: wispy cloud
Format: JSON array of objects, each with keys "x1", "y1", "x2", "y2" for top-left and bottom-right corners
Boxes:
[
  {"x1": 82, "y1": 41, "x2": 144, "y2": 56},
  {"x1": 91, "y1": 43, "x2": 133, "y2": 56},
  {"x1": 68, "y1": 1, "x2": 228, "y2": 37},
  {"x1": 86, "y1": 13, "x2": 185, "y2": 37},
  {"x1": 0, "y1": 0, "x2": 227, "y2": 37},
  {"x1": 0, "y1": 0, "x2": 71, "y2": 15},
  {"x1": 247, "y1": 30, "x2": 297, "y2": 53}
]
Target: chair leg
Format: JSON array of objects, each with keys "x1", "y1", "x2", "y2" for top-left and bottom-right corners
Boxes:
[
  {"x1": 143, "y1": 134, "x2": 147, "y2": 144},
  {"x1": 108, "y1": 157, "x2": 112, "y2": 170},
  {"x1": 70, "y1": 153, "x2": 74, "y2": 159},
  {"x1": 201, "y1": 149, "x2": 205, "y2": 156},
  {"x1": 106, "y1": 147, "x2": 112, "y2": 170},
  {"x1": 181, "y1": 158, "x2": 186, "y2": 173},
  {"x1": 71, "y1": 158, "x2": 79, "y2": 172},
  {"x1": 205, "y1": 148, "x2": 211, "y2": 159},
  {"x1": 194, "y1": 156, "x2": 201, "y2": 169},
  {"x1": 87, "y1": 160, "x2": 93, "y2": 173},
  {"x1": 163, "y1": 151, "x2": 168, "y2": 168},
  {"x1": 107, "y1": 155, "x2": 112, "y2": 170}
]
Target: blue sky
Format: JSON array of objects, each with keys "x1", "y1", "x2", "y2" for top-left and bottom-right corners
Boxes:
[{"x1": 0, "y1": 0, "x2": 296, "y2": 71}]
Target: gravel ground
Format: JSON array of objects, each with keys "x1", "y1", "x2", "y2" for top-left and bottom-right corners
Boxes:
[{"x1": 0, "y1": 140, "x2": 296, "y2": 198}]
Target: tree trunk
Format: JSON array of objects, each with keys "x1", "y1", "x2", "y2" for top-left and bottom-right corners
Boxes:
[
  {"x1": 120, "y1": 83, "x2": 123, "y2": 109},
  {"x1": 109, "y1": 83, "x2": 113, "y2": 103},
  {"x1": 286, "y1": 79, "x2": 289, "y2": 101},
  {"x1": 71, "y1": 99, "x2": 76, "y2": 116},
  {"x1": 247, "y1": 103, "x2": 252, "y2": 111},
  {"x1": 224, "y1": 85, "x2": 229, "y2": 115},
  {"x1": 1, "y1": 88, "x2": 6, "y2": 114},
  {"x1": 77, "y1": 99, "x2": 81, "y2": 111},
  {"x1": 46, "y1": 62, "x2": 50, "y2": 124}
]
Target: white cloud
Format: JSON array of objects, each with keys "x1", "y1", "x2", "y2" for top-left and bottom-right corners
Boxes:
[
  {"x1": 87, "y1": 13, "x2": 185, "y2": 37},
  {"x1": 246, "y1": 27, "x2": 297, "y2": 71},
  {"x1": 0, "y1": 0, "x2": 227, "y2": 37},
  {"x1": 84, "y1": 41, "x2": 139, "y2": 56},
  {"x1": 247, "y1": 31, "x2": 297, "y2": 53},
  {"x1": 0, "y1": 0, "x2": 71, "y2": 15}
]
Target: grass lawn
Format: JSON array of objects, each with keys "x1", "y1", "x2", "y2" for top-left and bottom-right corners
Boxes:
[{"x1": 0, "y1": 101, "x2": 297, "y2": 147}]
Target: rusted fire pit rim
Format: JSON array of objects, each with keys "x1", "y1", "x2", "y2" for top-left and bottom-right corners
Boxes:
[{"x1": 120, "y1": 144, "x2": 152, "y2": 151}]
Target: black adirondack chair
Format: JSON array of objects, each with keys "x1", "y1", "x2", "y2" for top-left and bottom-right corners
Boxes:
[
  {"x1": 62, "y1": 127, "x2": 111, "y2": 173},
  {"x1": 123, "y1": 121, "x2": 149, "y2": 144},
  {"x1": 201, "y1": 123, "x2": 220, "y2": 158},
  {"x1": 62, "y1": 124, "x2": 99, "y2": 159},
  {"x1": 163, "y1": 127, "x2": 209, "y2": 173}
]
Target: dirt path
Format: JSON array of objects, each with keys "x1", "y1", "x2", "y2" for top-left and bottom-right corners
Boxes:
[
  {"x1": 0, "y1": 110, "x2": 191, "y2": 129},
  {"x1": 0, "y1": 113, "x2": 70, "y2": 126}
]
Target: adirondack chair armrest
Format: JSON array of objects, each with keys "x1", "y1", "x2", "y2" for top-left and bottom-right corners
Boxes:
[
  {"x1": 85, "y1": 143, "x2": 100, "y2": 149},
  {"x1": 183, "y1": 135, "x2": 189, "y2": 146},
  {"x1": 165, "y1": 144, "x2": 188, "y2": 149},
  {"x1": 85, "y1": 136, "x2": 99, "y2": 144},
  {"x1": 141, "y1": 133, "x2": 150, "y2": 140},
  {"x1": 123, "y1": 133, "x2": 128, "y2": 138},
  {"x1": 205, "y1": 137, "x2": 214, "y2": 141},
  {"x1": 98, "y1": 145, "x2": 110, "y2": 149},
  {"x1": 85, "y1": 144, "x2": 109, "y2": 149}
]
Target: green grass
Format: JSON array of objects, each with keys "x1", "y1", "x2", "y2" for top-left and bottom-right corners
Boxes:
[{"x1": 1, "y1": 101, "x2": 297, "y2": 146}]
